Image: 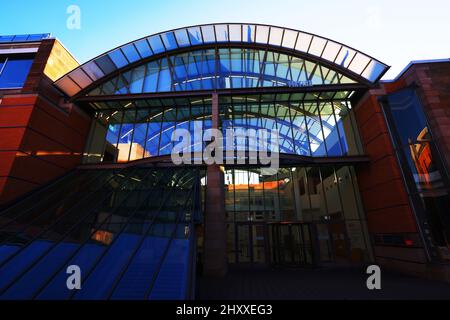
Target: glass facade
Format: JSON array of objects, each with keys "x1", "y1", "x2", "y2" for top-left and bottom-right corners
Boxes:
[
  {"x1": 84, "y1": 98, "x2": 212, "y2": 163},
  {"x1": 55, "y1": 23, "x2": 389, "y2": 97},
  {"x1": 219, "y1": 94, "x2": 361, "y2": 157},
  {"x1": 0, "y1": 55, "x2": 34, "y2": 89},
  {"x1": 224, "y1": 166, "x2": 372, "y2": 264},
  {"x1": 384, "y1": 88, "x2": 450, "y2": 261},
  {"x1": 83, "y1": 94, "x2": 362, "y2": 164},
  {"x1": 87, "y1": 48, "x2": 356, "y2": 95},
  {"x1": 0, "y1": 167, "x2": 200, "y2": 300}
]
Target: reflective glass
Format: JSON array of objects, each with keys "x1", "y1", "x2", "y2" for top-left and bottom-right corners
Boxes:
[{"x1": 0, "y1": 56, "x2": 34, "y2": 88}]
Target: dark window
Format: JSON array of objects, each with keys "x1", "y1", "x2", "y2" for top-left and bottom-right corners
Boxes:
[
  {"x1": 384, "y1": 87, "x2": 450, "y2": 261},
  {"x1": 0, "y1": 55, "x2": 34, "y2": 89}
]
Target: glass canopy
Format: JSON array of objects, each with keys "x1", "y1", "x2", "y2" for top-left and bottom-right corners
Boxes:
[
  {"x1": 54, "y1": 23, "x2": 389, "y2": 97},
  {"x1": 87, "y1": 48, "x2": 356, "y2": 95}
]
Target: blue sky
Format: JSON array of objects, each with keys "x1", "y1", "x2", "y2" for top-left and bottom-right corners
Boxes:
[{"x1": 1, "y1": 0, "x2": 449, "y2": 79}]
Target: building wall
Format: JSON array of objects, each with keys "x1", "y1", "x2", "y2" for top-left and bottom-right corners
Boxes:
[
  {"x1": 0, "y1": 39, "x2": 91, "y2": 207},
  {"x1": 354, "y1": 90, "x2": 427, "y2": 275},
  {"x1": 354, "y1": 61, "x2": 450, "y2": 281}
]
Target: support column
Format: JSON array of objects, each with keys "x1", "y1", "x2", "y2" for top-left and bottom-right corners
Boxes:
[{"x1": 203, "y1": 93, "x2": 228, "y2": 277}]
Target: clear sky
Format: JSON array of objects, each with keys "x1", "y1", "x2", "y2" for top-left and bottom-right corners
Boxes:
[{"x1": 1, "y1": 0, "x2": 449, "y2": 79}]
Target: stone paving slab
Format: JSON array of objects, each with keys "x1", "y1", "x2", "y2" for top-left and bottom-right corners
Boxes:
[{"x1": 198, "y1": 266, "x2": 450, "y2": 300}]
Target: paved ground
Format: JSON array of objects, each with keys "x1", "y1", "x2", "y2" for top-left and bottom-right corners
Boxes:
[{"x1": 198, "y1": 265, "x2": 450, "y2": 300}]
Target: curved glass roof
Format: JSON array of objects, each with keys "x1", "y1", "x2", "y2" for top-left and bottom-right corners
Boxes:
[
  {"x1": 87, "y1": 48, "x2": 356, "y2": 96},
  {"x1": 54, "y1": 23, "x2": 389, "y2": 97}
]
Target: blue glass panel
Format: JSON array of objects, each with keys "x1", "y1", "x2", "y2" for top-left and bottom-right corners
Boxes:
[
  {"x1": 0, "y1": 57, "x2": 33, "y2": 88},
  {"x1": 161, "y1": 32, "x2": 178, "y2": 51},
  {"x1": 73, "y1": 234, "x2": 141, "y2": 300},
  {"x1": 129, "y1": 65, "x2": 145, "y2": 93},
  {"x1": 143, "y1": 61, "x2": 159, "y2": 93},
  {"x1": 108, "y1": 49, "x2": 128, "y2": 68},
  {"x1": 157, "y1": 59, "x2": 172, "y2": 92},
  {"x1": 201, "y1": 25, "x2": 215, "y2": 43},
  {"x1": 1, "y1": 242, "x2": 78, "y2": 299},
  {"x1": 134, "y1": 39, "x2": 153, "y2": 58},
  {"x1": 187, "y1": 27, "x2": 203, "y2": 45},
  {"x1": 148, "y1": 239, "x2": 190, "y2": 300},
  {"x1": 36, "y1": 244, "x2": 104, "y2": 300},
  {"x1": 122, "y1": 44, "x2": 140, "y2": 63},
  {"x1": 95, "y1": 55, "x2": 117, "y2": 74},
  {"x1": 148, "y1": 36, "x2": 165, "y2": 54},
  {"x1": 146, "y1": 122, "x2": 162, "y2": 156},
  {"x1": 174, "y1": 29, "x2": 190, "y2": 47},
  {"x1": 110, "y1": 236, "x2": 168, "y2": 300},
  {"x1": 0, "y1": 241, "x2": 53, "y2": 290}
]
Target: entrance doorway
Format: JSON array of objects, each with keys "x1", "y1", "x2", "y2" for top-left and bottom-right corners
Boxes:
[
  {"x1": 268, "y1": 223, "x2": 315, "y2": 267},
  {"x1": 234, "y1": 222, "x2": 268, "y2": 264}
]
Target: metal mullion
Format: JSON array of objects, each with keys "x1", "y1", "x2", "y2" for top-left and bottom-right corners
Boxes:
[
  {"x1": 286, "y1": 100, "x2": 297, "y2": 155},
  {"x1": 297, "y1": 59, "x2": 306, "y2": 82},
  {"x1": 144, "y1": 38, "x2": 155, "y2": 55},
  {"x1": 68, "y1": 168, "x2": 185, "y2": 300},
  {"x1": 155, "y1": 59, "x2": 162, "y2": 93},
  {"x1": 360, "y1": 58, "x2": 373, "y2": 76},
  {"x1": 330, "y1": 101, "x2": 345, "y2": 156},
  {"x1": 165, "y1": 54, "x2": 176, "y2": 92},
  {"x1": 141, "y1": 110, "x2": 151, "y2": 160},
  {"x1": 292, "y1": 31, "x2": 300, "y2": 50},
  {"x1": 315, "y1": 101, "x2": 329, "y2": 157},
  {"x1": 0, "y1": 167, "x2": 140, "y2": 293},
  {"x1": 132, "y1": 43, "x2": 143, "y2": 60},
  {"x1": 302, "y1": 102, "x2": 313, "y2": 156},
  {"x1": 139, "y1": 58, "x2": 148, "y2": 93},
  {"x1": 258, "y1": 49, "x2": 268, "y2": 87},
  {"x1": 31, "y1": 168, "x2": 165, "y2": 300},
  {"x1": 318, "y1": 167, "x2": 329, "y2": 216},
  {"x1": 320, "y1": 40, "x2": 329, "y2": 58},
  {"x1": 156, "y1": 103, "x2": 165, "y2": 156},
  {"x1": 126, "y1": 108, "x2": 138, "y2": 162}
]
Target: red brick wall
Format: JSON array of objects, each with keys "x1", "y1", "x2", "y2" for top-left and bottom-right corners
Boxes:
[
  {"x1": 354, "y1": 93, "x2": 418, "y2": 234},
  {"x1": 353, "y1": 90, "x2": 428, "y2": 273}
]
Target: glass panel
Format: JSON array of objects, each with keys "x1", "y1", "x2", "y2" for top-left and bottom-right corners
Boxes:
[
  {"x1": 201, "y1": 25, "x2": 215, "y2": 43},
  {"x1": 187, "y1": 26, "x2": 203, "y2": 45},
  {"x1": 347, "y1": 53, "x2": 371, "y2": 75},
  {"x1": 70, "y1": 68, "x2": 92, "y2": 88},
  {"x1": 82, "y1": 61, "x2": 105, "y2": 81},
  {"x1": 215, "y1": 24, "x2": 229, "y2": 42},
  {"x1": 147, "y1": 35, "x2": 165, "y2": 54},
  {"x1": 255, "y1": 25, "x2": 269, "y2": 44},
  {"x1": 108, "y1": 49, "x2": 128, "y2": 68},
  {"x1": 161, "y1": 31, "x2": 178, "y2": 51},
  {"x1": 134, "y1": 39, "x2": 152, "y2": 58},
  {"x1": 308, "y1": 36, "x2": 327, "y2": 56},
  {"x1": 121, "y1": 44, "x2": 140, "y2": 62},
  {"x1": 242, "y1": 24, "x2": 256, "y2": 43},
  {"x1": 295, "y1": 33, "x2": 313, "y2": 52},
  {"x1": 282, "y1": 29, "x2": 298, "y2": 49},
  {"x1": 174, "y1": 29, "x2": 190, "y2": 47},
  {"x1": 361, "y1": 60, "x2": 385, "y2": 81},
  {"x1": 268, "y1": 27, "x2": 284, "y2": 46},
  {"x1": 0, "y1": 56, "x2": 34, "y2": 88},
  {"x1": 229, "y1": 24, "x2": 242, "y2": 42}
]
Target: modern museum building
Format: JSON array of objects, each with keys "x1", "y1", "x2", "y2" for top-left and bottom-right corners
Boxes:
[{"x1": 0, "y1": 24, "x2": 449, "y2": 299}]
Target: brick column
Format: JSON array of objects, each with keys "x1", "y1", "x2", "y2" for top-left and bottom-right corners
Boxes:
[{"x1": 203, "y1": 93, "x2": 227, "y2": 277}]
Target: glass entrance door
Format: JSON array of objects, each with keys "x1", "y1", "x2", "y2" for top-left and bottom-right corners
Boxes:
[{"x1": 235, "y1": 222, "x2": 267, "y2": 264}]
